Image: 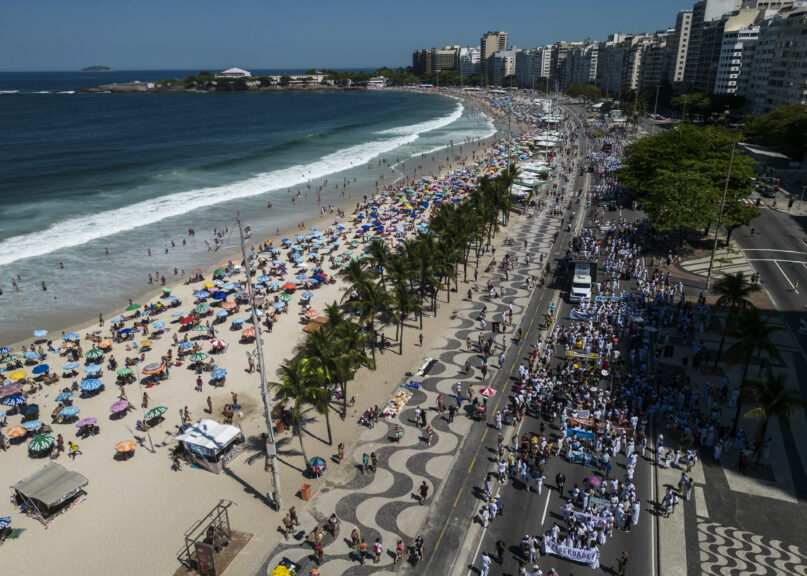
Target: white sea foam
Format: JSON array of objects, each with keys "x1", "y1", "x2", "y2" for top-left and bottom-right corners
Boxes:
[{"x1": 0, "y1": 106, "x2": 463, "y2": 268}]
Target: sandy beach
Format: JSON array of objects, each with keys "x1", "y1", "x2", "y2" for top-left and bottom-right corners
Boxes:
[{"x1": 0, "y1": 89, "x2": 554, "y2": 575}]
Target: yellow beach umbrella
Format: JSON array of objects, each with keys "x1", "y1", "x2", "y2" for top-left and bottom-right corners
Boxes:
[{"x1": 9, "y1": 371, "x2": 27, "y2": 381}]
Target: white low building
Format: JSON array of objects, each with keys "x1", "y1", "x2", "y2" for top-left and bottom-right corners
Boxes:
[
  {"x1": 368, "y1": 76, "x2": 387, "y2": 88},
  {"x1": 215, "y1": 67, "x2": 252, "y2": 79}
]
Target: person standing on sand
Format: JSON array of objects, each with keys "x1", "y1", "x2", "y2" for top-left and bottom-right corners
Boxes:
[
  {"x1": 207, "y1": 396, "x2": 213, "y2": 414},
  {"x1": 142, "y1": 392, "x2": 150, "y2": 409}
]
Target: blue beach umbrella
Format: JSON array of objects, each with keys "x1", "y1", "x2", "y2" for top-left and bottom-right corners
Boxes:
[
  {"x1": 194, "y1": 291, "x2": 210, "y2": 299},
  {"x1": 3, "y1": 395, "x2": 25, "y2": 407},
  {"x1": 55, "y1": 392, "x2": 72, "y2": 402},
  {"x1": 268, "y1": 281, "x2": 279, "y2": 288},
  {"x1": 0, "y1": 347, "x2": 11, "y2": 356},
  {"x1": 0, "y1": 518, "x2": 10, "y2": 530},
  {"x1": 254, "y1": 284, "x2": 264, "y2": 290},
  {"x1": 164, "y1": 295, "x2": 179, "y2": 302},
  {"x1": 63, "y1": 363, "x2": 79, "y2": 371},
  {"x1": 178, "y1": 341, "x2": 194, "y2": 350},
  {"x1": 60, "y1": 406, "x2": 80, "y2": 417},
  {"x1": 63, "y1": 333, "x2": 80, "y2": 341},
  {"x1": 211, "y1": 368, "x2": 227, "y2": 379},
  {"x1": 21, "y1": 420, "x2": 43, "y2": 431},
  {"x1": 222, "y1": 283, "x2": 238, "y2": 290},
  {"x1": 273, "y1": 302, "x2": 285, "y2": 309},
  {"x1": 301, "y1": 292, "x2": 314, "y2": 299},
  {"x1": 32, "y1": 364, "x2": 50, "y2": 375},
  {"x1": 216, "y1": 310, "x2": 229, "y2": 318},
  {"x1": 119, "y1": 328, "x2": 133, "y2": 335},
  {"x1": 232, "y1": 318, "x2": 245, "y2": 325},
  {"x1": 110, "y1": 316, "x2": 124, "y2": 323},
  {"x1": 257, "y1": 275, "x2": 270, "y2": 282},
  {"x1": 212, "y1": 291, "x2": 228, "y2": 300},
  {"x1": 170, "y1": 311, "x2": 183, "y2": 317},
  {"x1": 152, "y1": 321, "x2": 166, "y2": 329},
  {"x1": 80, "y1": 379, "x2": 103, "y2": 391},
  {"x1": 33, "y1": 329, "x2": 48, "y2": 338},
  {"x1": 84, "y1": 364, "x2": 101, "y2": 374},
  {"x1": 23, "y1": 351, "x2": 38, "y2": 360}
]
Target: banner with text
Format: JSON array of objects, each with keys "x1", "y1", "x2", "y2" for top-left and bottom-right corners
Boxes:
[{"x1": 542, "y1": 540, "x2": 599, "y2": 565}]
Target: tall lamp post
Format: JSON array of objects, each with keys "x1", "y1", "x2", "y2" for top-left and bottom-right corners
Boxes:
[
  {"x1": 237, "y1": 214, "x2": 282, "y2": 510},
  {"x1": 705, "y1": 121, "x2": 743, "y2": 290}
]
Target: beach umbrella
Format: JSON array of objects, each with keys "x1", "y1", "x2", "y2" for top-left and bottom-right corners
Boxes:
[
  {"x1": 0, "y1": 347, "x2": 11, "y2": 356},
  {"x1": 85, "y1": 348, "x2": 104, "y2": 360},
  {"x1": 21, "y1": 420, "x2": 43, "y2": 431},
  {"x1": 283, "y1": 282, "x2": 297, "y2": 291},
  {"x1": 55, "y1": 392, "x2": 73, "y2": 402},
  {"x1": 257, "y1": 275, "x2": 270, "y2": 282},
  {"x1": 3, "y1": 395, "x2": 25, "y2": 407},
  {"x1": 126, "y1": 304, "x2": 141, "y2": 311},
  {"x1": 62, "y1": 363, "x2": 79, "y2": 371},
  {"x1": 222, "y1": 283, "x2": 238, "y2": 290},
  {"x1": 32, "y1": 364, "x2": 49, "y2": 375},
  {"x1": 142, "y1": 362, "x2": 165, "y2": 375},
  {"x1": 212, "y1": 291, "x2": 228, "y2": 300},
  {"x1": 162, "y1": 287, "x2": 172, "y2": 295},
  {"x1": 211, "y1": 368, "x2": 227, "y2": 379},
  {"x1": 241, "y1": 327, "x2": 256, "y2": 339},
  {"x1": 145, "y1": 406, "x2": 167, "y2": 420},
  {"x1": 1, "y1": 354, "x2": 21, "y2": 364},
  {"x1": 110, "y1": 400, "x2": 130, "y2": 413},
  {"x1": 140, "y1": 340, "x2": 153, "y2": 348},
  {"x1": 179, "y1": 316, "x2": 195, "y2": 325},
  {"x1": 116, "y1": 368, "x2": 133, "y2": 376},
  {"x1": 76, "y1": 417, "x2": 97, "y2": 428},
  {"x1": 0, "y1": 382, "x2": 23, "y2": 398},
  {"x1": 63, "y1": 332, "x2": 80, "y2": 341},
  {"x1": 23, "y1": 351, "x2": 38, "y2": 360},
  {"x1": 196, "y1": 303, "x2": 211, "y2": 314},
  {"x1": 279, "y1": 293, "x2": 291, "y2": 302},
  {"x1": 164, "y1": 296, "x2": 179, "y2": 302},
  {"x1": 60, "y1": 406, "x2": 80, "y2": 417},
  {"x1": 273, "y1": 302, "x2": 285, "y2": 309},
  {"x1": 231, "y1": 318, "x2": 245, "y2": 325},
  {"x1": 192, "y1": 325, "x2": 209, "y2": 332},
  {"x1": 203, "y1": 282, "x2": 214, "y2": 289},
  {"x1": 28, "y1": 433, "x2": 54, "y2": 451},
  {"x1": 115, "y1": 440, "x2": 136, "y2": 452},
  {"x1": 221, "y1": 302, "x2": 237, "y2": 311},
  {"x1": 479, "y1": 387, "x2": 497, "y2": 398},
  {"x1": 210, "y1": 339, "x2": 226, "y2": 348},
  {"x1": 98, "y1": 339, "x2": 113, "y2": 349},
  {"x1": 152, "y1": 321, "x2": 166, "y2": 330},
  {"x1": 304, "y1": 309, "x2": 319, "y2": 319},
  {"x1": 301, "y1": 291, "x2": 314, "y2": 300},
  {"x1": 8, "y1": 371, "x2": 26, "y2": 381},
  {"x1": 216, "y1": 310, "x2": 229, "y2": 318},
  {"x1": 267, "y1": 281, "x2": 280, "y2": 288},
  {"x1": 0, "y1": 518, "x2": 10, "y2": 530},
  {"x1": 194, "y1": 291, "x2": 210, "y2": 299},
  {"x1": 189, "y1": 353, "x2": 208, "y2": 363},
  {"x1": 84, "y1": 364, "x2": 101, "y2": 374},
  {"x1": 5, "y1": 426, "x2": 26, "y2": 438},
  {"x1": 80, "y1": 379, "x2": 103, "y2": 392},
  {"x1": 119, "y1": 328, "x2": 134, "y2": 334},
  {"x1": 110, "y1": 316, "x2": 124, "y2": 324},
  {"x1": 213, "y1": 268, "x2": 225, "y2": 276},
  {"x1": 170, "y1": 311, "x2": 183, "y2": 317},
  {"x1": 178, "y1": 341, "x2": 194, "y2": 350},
  {"x1": 33, "y1": 329, "x2": 48, "y2": 338}
]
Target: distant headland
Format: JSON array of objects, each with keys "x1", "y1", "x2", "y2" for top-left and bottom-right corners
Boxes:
[{"x1": 81, "y1": 65, "x2": 112, "y2": 72}]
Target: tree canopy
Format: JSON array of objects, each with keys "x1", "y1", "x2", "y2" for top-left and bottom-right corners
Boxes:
[{"x1": 743, "y1": 105, "x2": 807, "y2": 160}]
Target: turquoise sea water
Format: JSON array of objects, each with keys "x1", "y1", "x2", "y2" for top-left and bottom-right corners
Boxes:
[{"x1": 0, "y1": 73, "x2": 495, "y2": 342}]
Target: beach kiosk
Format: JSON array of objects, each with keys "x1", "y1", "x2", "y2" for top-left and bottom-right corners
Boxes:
[
  {"x1": 12, "y1": 462, "x2": 89, "y2": 524},
  {"x1": 175, "y1": 419, "x2": 244, "y2": 474}
]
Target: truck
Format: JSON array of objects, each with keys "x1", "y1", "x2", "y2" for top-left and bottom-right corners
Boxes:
[{"x1": 570, "y1": 262, "x2": 593, "y2": 302}]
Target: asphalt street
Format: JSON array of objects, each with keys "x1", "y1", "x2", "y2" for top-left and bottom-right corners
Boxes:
[{"x1": 414, "y1": 105, "x2": 655, "y2": 576}]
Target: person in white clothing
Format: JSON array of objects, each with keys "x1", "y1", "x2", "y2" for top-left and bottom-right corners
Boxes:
[{"x1": 480, "y1": 551, "x2": 491, "y2": 576}]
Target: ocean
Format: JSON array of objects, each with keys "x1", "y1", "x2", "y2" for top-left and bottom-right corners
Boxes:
[{"x1": 0, "y1": 71, "x2": 496, "y2": 343}]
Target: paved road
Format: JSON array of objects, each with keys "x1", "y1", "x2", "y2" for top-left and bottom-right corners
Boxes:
[{"x1": 417, "y1": 105, "x2": 655, "y2": 576}]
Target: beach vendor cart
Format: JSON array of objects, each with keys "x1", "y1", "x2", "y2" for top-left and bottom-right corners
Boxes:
[{"x1": 175, "y1": 419, "x2": 244, "y2": 474}]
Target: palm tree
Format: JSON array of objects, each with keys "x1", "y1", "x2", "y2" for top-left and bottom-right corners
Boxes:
[
  {"x1": 712, "y1": 272, "x2": 759, "y2": 368},
  {"x1": 392, "y1": 281, "x2": 422, "y2": 354},
  {"x1": 339, "y1": 258, "x2": 375, "y2": 292},
  {"x1": 366, "y1": 238, "x2": 389, "y2": 282},
  {"x1": 268, "y1": 357, "x2": 328, "y2": 466},
  {"x1": 742, "y1": 373, "x2": 804, "y2": 463},
  {"x1": 322, "y1": 300, "x2": 347, "y2": 331},
  {"x1": 299, "y1": 329, "x2": 345, "y2": 443},
  {"x1": 724, "y1": 308, "x2": 780, "y2": 432},
  {"x1": 343, "y1": 278, "x2": 392, "y2": 362}
]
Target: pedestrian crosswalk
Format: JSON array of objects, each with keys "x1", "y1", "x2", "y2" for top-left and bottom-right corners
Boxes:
[{"x1": 679, "y1": 244, "x2": 755, "y2": 279}]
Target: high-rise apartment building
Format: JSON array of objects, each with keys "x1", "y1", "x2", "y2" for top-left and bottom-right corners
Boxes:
[
  {"x1": 480, "y1": 31, "x2": 509, "y2": 83},
  {"x1": 685, "y1": 0, "x2": 743, "y2": 88},
  {"x1": 714, "y1": 22, "x2": 759, "y2": 93},
  {"x1": 640, "y1": 29, "x2": 674, "y2": 90},
  {"x1": 411, "y1": 46, "x2": 460, "y2": 75},
  {"x1": 693, "y1": 8, "x2": 758, "y2": 93},
  {"x1": 669, "y1": 10, "x2": 693, "y2": 85},
  {"x1": 763, "y1": 5, "x2": 807, "y2": 110},
  {"x1": 459, "y1": 46, "x2": 481, "y2": 77},
  {"x1": 492, "y1": 49, "x2": 517, "y2": 86}
]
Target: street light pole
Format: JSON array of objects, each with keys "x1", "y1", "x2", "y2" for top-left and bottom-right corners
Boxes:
[
  {"x1": 237, "y1": 214, "x2": 282, "y2": 510},
  {"x1": 800, "y1": 184, "x2": 806, "y2": 209},
  {"x1": 705, "y1": 123, "x2": 742, "y2": 290}
]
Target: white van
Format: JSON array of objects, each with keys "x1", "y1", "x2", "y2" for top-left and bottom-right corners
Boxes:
[{"x1": 570, "y1": 263, "x2": 592, "y2": 302}]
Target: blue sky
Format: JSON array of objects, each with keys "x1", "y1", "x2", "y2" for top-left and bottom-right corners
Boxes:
[{"x1": 2, "y1": 0, "x2": 689, "y2": 71}]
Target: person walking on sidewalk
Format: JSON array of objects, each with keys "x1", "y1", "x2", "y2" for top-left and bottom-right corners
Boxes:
[
  {"x1": 418, "y1": 481, "x2": 429, "y2": 505},
  {"x1": 555, "y1": 472, "x2": 566, "y2": 496},
  {"x1": 480, "y1": 551, "x2": 492, "y2": 576},
  {"x1": 618, "y1": 551, "x2": 629, "y2": 576}
]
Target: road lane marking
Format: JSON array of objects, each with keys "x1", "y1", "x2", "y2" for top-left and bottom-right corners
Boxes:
[
  {"x1": 773, "y1": 260, "x2": 797, "y2": 290},
  {"x1": 742, "y1": 249, "x2": 807, "y2": 254},
  {"x1": 467, "y1": 456, "x2": 477, "y2": 474},
  {"x1": 453, "y1": 487, "x2": 463, "y2": 508},
  {"x1": 747, "y1": 258, "x2": 807, "y2": 264},
  {"x1": 541, "y1": 489, "x2": 551, "y2": 525},
  {"x1": 433, "y1": 525, "x2": 447, "y2": 553},
  {"x1": 480, "y1": 429, "x2": 488, "y2": 443}
]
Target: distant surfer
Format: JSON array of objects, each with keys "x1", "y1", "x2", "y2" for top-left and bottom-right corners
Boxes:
[{"x1": 267, "y1": 201, "x2": 272, "y2": 209}]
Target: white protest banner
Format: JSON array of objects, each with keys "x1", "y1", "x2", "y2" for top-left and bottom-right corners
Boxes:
[
  {"x1": 589, "y1": 495, "x2": 612, "y2": 511},
  {"x1": 543, "y1": 540, "x2": 599, "y2": 565},
  {"x1": 571, "y1": 510, "x2": 608, "y2": 529}
]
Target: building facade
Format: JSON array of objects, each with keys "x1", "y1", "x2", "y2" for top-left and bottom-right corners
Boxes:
[
  {"x1": 492, "y1": 49, "x2": 517, "y2": 85},
  {"x1": 480, "y1": 31, "x2": 509, "y2": 83},
  {"x1": 669, "y1": 10, "x2": 693, "y2": 85},
  {"x1": 459, "y1": 46, "x2": 481, "y2": 77}
]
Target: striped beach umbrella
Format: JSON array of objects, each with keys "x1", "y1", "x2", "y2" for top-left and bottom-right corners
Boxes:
[
  {"x1": 63, "y1": 333, "x2": 80, "y2": 341},
  {"x1": 76, "y1": 417, "x2": 97, "y2": 428},
  {"x1": 241, "y1": 327, "x2": 256, "y2": 339},
  {"x1": 28, "y1": 433, "x2": 54, "y2": 451},
  {"x1": 211, "y1": 368, "x2": 227, "y2": 379},
  {"x1": 194, "y1": 291, "x2": 210, "y2": 299},
  {"x1": 0, "y1": 382, "x2": 23, "y2": 398},
  {"x1": 141, "y1": 362, "x2": 165, "y2": 375},
  {"x1": 80, "y1": 379, "x2": 103, "y2": 391},
  {"x1": 178, "y1": 341, "x2": 194, "y2": 350},
  {"x1": 116, "y1": 368, "x2": 133, "y2": 376},
  {"x1": 22, "y1": 351, "x2": 38, "y2": 360},
  {"x1": 221, "y1": 302, "x2": 237, "y2": 311},
  {"x1": 62, "y1": 363, "x2": 80, "y2": 371},
  {"x1": 189, "y1": 353, "x2": 208, "y2": 363},
  {"x1": 84, "y1": 364, "x2": 101, "y2": 374},
  {"x1": 1, "y1": 354, "x2": 21, "y2": 364},
  {"x1": 195, "y1": 303, "x2": 211, "y2": 314},
  {"x1": 115, "y1": 440, "x2": 136, "y2": 452},
  {"x1": 33, "y1": 329, "x2": 48, "y2": 338},
  {"x1": 192, "y1": 325, "x2": 209, "y2": 332},
  {"x1": 55, "y1": 392, "x2": 73, "y2": 402},
  {"x1": 145, "y1": 406, "x2": 167, "y2": 420},
  {"x1": 0, "y1": 517, "x2": 10, "y2": 530},
  {"x1": 85, "y1": 349, "x2": 104, "y2": 360},
  {"x1": 2, "y1": 395, "x2": 25, "y2": 407},
  {"x1": 21, "y1": 420, "x2": 43, "y2": 431}
]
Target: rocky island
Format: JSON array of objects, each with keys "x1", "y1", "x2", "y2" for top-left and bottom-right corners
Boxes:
[{"x1": 81, "y1": 65, "x2": 112, "y2": 72}]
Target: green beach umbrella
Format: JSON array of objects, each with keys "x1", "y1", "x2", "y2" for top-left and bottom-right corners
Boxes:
[
  {"x1": 279, "y1": 293, "x2": 291, "y2": 302},
  {"x1": 192, "y1": 325, "x2": 208, "y2": 332},
  {"x1": 190, "y1": 352, "x2": 208, "y2": 363},
  {"x1": 85, "y1": 349, "x2": 104, "y2": 360},
  {"x1": 28, "y1": 434, "x2": 54, "y2": 452},
  {"x1": 214, "y1": 268, "x2": 225, "y2": 276},
  {"x1": 195, "y1": 303, "x2": 211, "y2": 314},
  {"x1": 126, "y1": 304, "x2": 141, "y2": 311},
  {"x1": 145, "y1": 406, "x2": 167, "y2": 420},
  {"x1": 162, "y1": 287, "x2": 172, "y2": 294},
  {"x1": 116, "y1": 368, "x2": 133, "y2": 376},
  {"x1": 1, "y1": 354, "x2": 21, "y2": 363}
]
